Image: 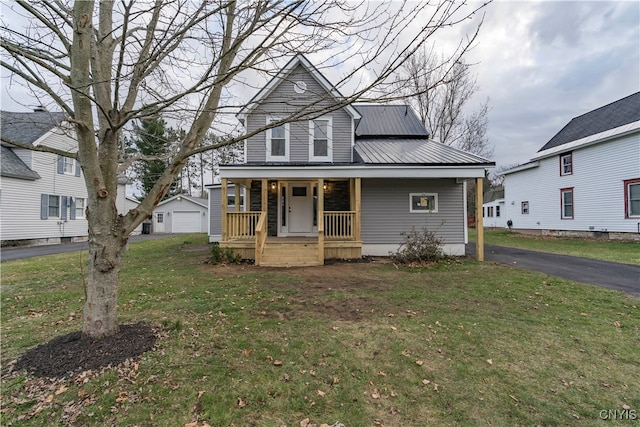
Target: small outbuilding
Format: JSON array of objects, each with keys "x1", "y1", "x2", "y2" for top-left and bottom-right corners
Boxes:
[{"x1": 152, "y1": 195, "x2": 209, "y2": 234}]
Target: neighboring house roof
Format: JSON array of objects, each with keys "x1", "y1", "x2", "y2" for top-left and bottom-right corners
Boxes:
[
  {"x1": 0, "y1": 145, "x2": 41, "y2": 180},
  {"x1": 483, "y1": 187, "x2": 504, "y2": 203},
  {"x1": 354, "y1": 104, "x2": 428, "y2": 138},
  {"x1": 156, "y1": 194, "x2": 208, "y2": 209},
  {"x1": 538, "y1": 92, "x2": 640, "y2": 152},
  {"x1": 236, "y1": 53, "x2": 361, "y2": 123},
  {"x1": 354, "y1": 138, "x2": 492, "y2": 165},
  {"x1": 1, "y1": 110, "x2": 68, "y2": 146}
]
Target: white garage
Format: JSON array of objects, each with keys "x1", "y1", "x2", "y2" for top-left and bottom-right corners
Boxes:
[
  {"x1": 152, "y1": 195, "x2": 208, "y2": 234},
  {"x1": 172, "y1": 211, "x2": 202, "y2": 233}
]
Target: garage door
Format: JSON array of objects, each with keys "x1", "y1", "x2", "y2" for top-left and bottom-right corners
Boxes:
[{"x1": 172, "y1": 211, "x2": 202, "y2": 233}]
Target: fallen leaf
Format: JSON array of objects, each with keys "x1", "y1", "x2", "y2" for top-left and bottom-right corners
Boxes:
[
  {"x1": 44, "y1": 394, "x2": 54, "y2": 403},
  {"x1": 580, "y1": 312, "x2": 588, "y2": 316},
  {"x1": 390, "y1": 390, "x2": 398, "y2": 397},
  {"x1": 299, "y1": 417, "x2": 310, "y2": 427},
  {"x1": 614, "y1": 321, "x2": 621, "y2": 328},
  {"x1": 509, "y1": 394, "x2": 519, "y2": 402},
  {"x1": 433, "y1": 383, "x2": 439, "y2": 392},
  {"x1": 422, "y1": 379, "x2": 431, "y2": 385},
  {"x1": 415, "y1": 360, "x2": 424, "y2": 366},
  {"x1": 390, "y1": 326, "x2": 397, "y2": 331},
  {"x1": 242, "y1": 349, "x2": 252, "y2": 357},
  {"x1": 55, "y1": 385, "x2": 68, "y2": 395},
  {"x1": 378, "y1": 371, "x2": 387, "y2": 377},
  {"x1": 237, "y1": 397, "x2": 247, "y2": 408},
  {"x1": 371, "y1": 390, "x2": 381, "y2": 399},
  {"x1": 316, "y1": 390, "x2": 326, "y2": 397},
  {"x1": 332, "y1": 376, "x2": 340, "y2": 384},
  {"x1": 486, "y1": 359, "x2": 493, "y2": 366},
  {"x1": 273, "y1": 360, "x2": 283, "y2": 366},
  {"x1": 197, "y1": 390, "x2": 205, "y2": 398},
  {"x1": 622, "y1": 404, "x2": 631, "y2": 410},
  {"x1": 283, "y1": 373, "x2": 290, "y2": 382},
  {"x1": 183, "y1": 422, "x2": 198, "y2": 427},
  {"x1": 389, "y1": 405, "x2": 400, "y2": 414}
]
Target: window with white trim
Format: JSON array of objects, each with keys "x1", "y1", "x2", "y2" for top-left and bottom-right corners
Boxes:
[
  {"x1": 561, "y1": 188, "x2": 574, "y2": 219},
  {"x1": 48, "y1": 195, "x2": 60, "y2": 218},
  {"x1": 409, "y1": 193, "x2": 438, "y2": 213},
  {"x1": 266, "y1": 118, "x2": 289, "y2": 161},
  {"x1": 157, "y1": 213, "x2": 164, "y2": 223},
  {"x1": 560, "y1": 153, "x2": 572, "y2": 176},
  {"x1": 496, "y1": 206, "x2": 500, "y2": 217},
  {"x1": 624, "y1": 178, "x2": 640, "y2": 218},
  {"x1": 75, "y1": 197, "x2": 85, "y2": 219},
  {"x1": 309, "y1": 118, "x2": 332, "y2": 161},
  {"x1": 521, "y1": 201, "x2": 529, "y2": 215}
]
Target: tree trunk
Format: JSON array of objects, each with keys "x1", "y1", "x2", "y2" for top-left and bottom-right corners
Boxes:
[{"x1": 82, "y1": 218, "x2": 128, "y2": 339}]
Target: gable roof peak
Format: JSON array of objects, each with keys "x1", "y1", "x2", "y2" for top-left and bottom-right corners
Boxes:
[{"x1": 236, "y1": 54, "x2": 361, "y2": 123}]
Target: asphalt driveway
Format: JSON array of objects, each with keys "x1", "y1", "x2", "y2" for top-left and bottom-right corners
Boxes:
[{"x1": 467, "y1": 243, "x2": 640, "y2": 296}]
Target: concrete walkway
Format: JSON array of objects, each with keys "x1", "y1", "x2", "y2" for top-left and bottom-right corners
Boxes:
[
  {"x1": 466, "y1": 243, "x2": 640, "y2": 296},
  {"x1": 1, "y1": 234, "x2": 176, "y2": 262}
]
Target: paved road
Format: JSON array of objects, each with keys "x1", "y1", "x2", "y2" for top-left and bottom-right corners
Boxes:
[
  {"x1": 0, "y1": 234, "x2": 175, "y2": 262},
  {"x1": 467, "y1": 243, "x2": 640, "y2": 296}
]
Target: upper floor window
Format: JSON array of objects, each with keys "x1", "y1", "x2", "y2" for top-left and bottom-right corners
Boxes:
[
  {"x1": 57, "y1": 155, "x2": 81, "y2": 176},
  {"x1": 266, "y1": 119, "x2": 289, "y2": 161},
  {"x1": 521, "y1": 201, "x2": 529, "y2": 215},
  {"x1": 560, "y1": 153, "x2": 573, "y2": 176},
  {"x1": 309, "y1": 118, "x2": 332, "y2": 162},
  {"x1": 624, "y1": 178, "x2": 640, "y2": 218},
  {"x1": 561, "y1": 188, "x2": 574, "y2": 219},
  {"x1": 496, "y1": 206, "x2": 501, "y2": 217}
]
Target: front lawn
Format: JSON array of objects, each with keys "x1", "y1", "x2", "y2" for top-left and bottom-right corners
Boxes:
[
  {"x1": 470, "y1": 229, "x2": 640, "y2": 265},
  {"x1": 2, "y1": 235, "x2": 638, "y2": 426}
]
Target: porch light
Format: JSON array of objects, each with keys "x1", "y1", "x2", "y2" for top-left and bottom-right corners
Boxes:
[
  {"x1": 271, "y1": 181, "x2": 277, "y2": 190},
  {"x1": 323, "y1": 183, "x2": 327, "y2": 190}
]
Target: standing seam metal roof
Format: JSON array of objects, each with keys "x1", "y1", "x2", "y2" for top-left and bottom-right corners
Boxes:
[
  {"x1": 354, "y1": 138, "x2": 493, "y2": 165},
  {"x1": 354, "y1": 104, "x2": 428, "y2": 137}
]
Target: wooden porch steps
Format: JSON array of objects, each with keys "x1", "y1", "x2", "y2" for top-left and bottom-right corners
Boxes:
[{"x1": 260, "y1": 241, "x2": 321, "y2": 267}]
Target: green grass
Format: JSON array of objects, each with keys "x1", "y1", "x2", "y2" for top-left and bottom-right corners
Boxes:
[
  {"x1": 2, "y1": 234, "x2": 639, "y2": 426},
  {"x1": 470, "y1": 229, "x2": 640, "y2": 265}
]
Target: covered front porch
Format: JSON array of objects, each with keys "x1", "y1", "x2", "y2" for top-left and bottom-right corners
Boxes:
[{"x1": 219, "y1": 177, "x2": 362, "y2": 267}]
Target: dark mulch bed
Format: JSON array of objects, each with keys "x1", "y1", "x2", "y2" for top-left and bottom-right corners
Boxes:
[{"x1": 13, "y1": 322, "x2": 156, "y2": 379}]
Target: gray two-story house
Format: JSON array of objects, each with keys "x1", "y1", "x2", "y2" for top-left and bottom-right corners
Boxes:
[{"x1": 209, "y1": 54, "x2": 494, "y2": 266}]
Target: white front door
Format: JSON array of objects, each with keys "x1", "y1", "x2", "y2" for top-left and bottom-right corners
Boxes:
[{"x1": 282, "y1": 182, "x2": 315, "y2": 235}]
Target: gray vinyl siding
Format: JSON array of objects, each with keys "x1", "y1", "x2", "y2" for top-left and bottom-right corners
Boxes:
[
  {"x1": 245, "y1": 64, "x2": 353, "y2": 163},
  {"x1": 209, "y1": 187, "x2": 223, "y2": 237},
  {"x1": 361, "y1": 178, "x2": 465, "y2": 245}
]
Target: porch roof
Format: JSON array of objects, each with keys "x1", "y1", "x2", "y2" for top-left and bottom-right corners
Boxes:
[{"x1": 354, "y1": 138, "x2": 493, "y2": 165}]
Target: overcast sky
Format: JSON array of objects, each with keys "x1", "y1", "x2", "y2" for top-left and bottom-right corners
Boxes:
[
  {"x1": 460, "y1": 0, "x2": 639, "y2": 169},
  {"x1": 2, "y1": 1, "x2": 638, "y2": 173}
]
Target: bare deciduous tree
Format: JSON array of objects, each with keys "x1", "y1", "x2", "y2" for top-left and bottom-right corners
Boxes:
[
  {"x1": 398, "y1": 46, "x2": 493, "y2": 158},
  {"x1": 1, "y1": 0, "x2": 488, "y2": 339}
]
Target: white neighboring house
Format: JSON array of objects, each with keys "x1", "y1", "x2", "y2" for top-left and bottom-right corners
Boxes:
[
  {"x1": 502, "y1": 92, "x2": 640, "y2": 240},
  {"x1": 152, "y1": 195, "x2": 208, "y2": 233},
  {"x1": 482, "y1": 187, "x2": 506, "y2": 228},
  {"x1": 115, "y1": 176, "x2": 143, "y2": 235},
  {"x1": 1, "y1": 110, "x2": 89, "y2": 246}
]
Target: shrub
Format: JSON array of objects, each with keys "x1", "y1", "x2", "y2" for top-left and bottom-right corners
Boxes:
[
  {"x1": 210, "y1": 243, "x2": 242, "y2": 264},
  {"x1": 390, "y1": 226, "x2": 445, "y2": 264}
]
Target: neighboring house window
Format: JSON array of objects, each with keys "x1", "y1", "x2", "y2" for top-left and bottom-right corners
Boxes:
[
  {"x1": 496, "y1": 206, "x2": 500, "y2": 217},
  {"x1": 409, "y1": 193, "x2": 438, "y2": 213},
  {"x1": 69, "y1": 197, "x2": 84, "y2": 219},
  {"x1": 624, "y1": 178, "x2": 640, "y2": 218},
  {"x1": 561, "y1": 188, "x2": 574, "y2": 219},
  {"x1": 41, "y1": 194, "x2": 61, "y2": 219},
  {"x1": 157, "y1": 213, "x2": 164, "y2": 223},
  {"x1": 57, "y1": 156, "x2": 81, "y2": 176},
  {"x1": 560, "y1": 153, "x2": 573, "y2": 176},
  {"x1": 483, "y1": 207, "x2": 486, "y2": 217},
  {"x1": 521, "y1": 201, "x2": 529, "y2": 215},
  {"x1": 49, "y1": 195, "x2": 60, "y2": 217},
  {"x1": 266, "y1": 119, "x2": 289, "y2": 161},
  {"x1": 487, "y1": 207, "x2": 494, "y2": 217},
  {"x1": 309, "y1": 117, "x2": 332, "y2": 161}
]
